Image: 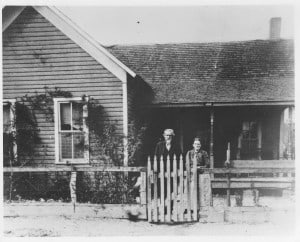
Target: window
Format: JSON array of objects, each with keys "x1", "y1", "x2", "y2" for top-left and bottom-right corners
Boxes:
[
  {"x1": 237, "y1": 121, "x2": 262, "y2": 160},
  {"x1": 241, "y1": 121, "x2": 258, "y2": 158},
  {"x1": 54, "y1": 97, "x2": 89, "y2": 164},
  {"x1": 3, "y1": 100, "x2": 17, "y2": 166}
]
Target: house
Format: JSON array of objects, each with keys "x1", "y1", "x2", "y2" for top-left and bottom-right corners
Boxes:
[
  {"x1": 3, "y1": 7, "x2": 294, "y2": 172},
  {"x1": 108, "y1": 38, "x2": 295, "y2": 168},
  {"x1": 3, "y1": 6, "x2": 150, "y2": 168}
]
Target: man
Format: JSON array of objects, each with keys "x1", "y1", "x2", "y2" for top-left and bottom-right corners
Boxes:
[
  {"x1": 185, "y1": 137, "x2": 210, "y2": 168},
  {"x1": 154, "y1": 129, "x2": 181, "y2": 161},
  {"x1": 132, "y1": 129, "x2": 180, "y2": 199}
]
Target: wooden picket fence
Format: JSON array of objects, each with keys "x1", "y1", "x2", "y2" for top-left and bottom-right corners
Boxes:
[{"x1": 147, "y1": 155, "x2": 198, "y2": 223}]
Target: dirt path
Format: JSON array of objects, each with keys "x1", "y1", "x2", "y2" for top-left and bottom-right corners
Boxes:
[{"x1": 4, "y1": 214, "x2": 295, "y2": 237}]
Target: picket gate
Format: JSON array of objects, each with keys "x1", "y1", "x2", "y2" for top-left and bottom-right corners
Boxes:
[{"x1": 147, "y1": 155, "x2": 198, "y2": 223}]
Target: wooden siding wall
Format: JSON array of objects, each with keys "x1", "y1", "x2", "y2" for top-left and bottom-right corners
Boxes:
[
  {"x1": 127, "y1": 78, "x2": 136, "y2": 125},
  {"x1": 3, "y1": 7, "x2": 124, "y2": 165}
]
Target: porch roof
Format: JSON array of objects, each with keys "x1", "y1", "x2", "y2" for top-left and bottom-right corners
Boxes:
[{"x1": 107, "y1": 39, "x2": 294, "y2": 105}]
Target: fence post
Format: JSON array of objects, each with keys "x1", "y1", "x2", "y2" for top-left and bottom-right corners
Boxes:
[
  {"x1": 186, "y1": 155, "x2": 191, "y2": 221},
  {"x1": 160, "y1": 156, "x2": 165, "y2": 222},
  {"x1": 226, "y1": 172, "x2": 231, "y2": 207},
  {"x1": 166, "y1": 155, "x2": 171, "y2": 222},
  {"x1": 153, "y1": 156, "x2": 158, "y2": 222},
  {"x1": 192, "y1": 157, "x2": 197, "y2": 221},
  {"x1": 69, "y1": 168, "x2": 77, "y2": 213},
  {"x1": 140, "y1": 171, "x2": 147, "y2": 205},
  {"x1": 179, "y1": 155, "x2": 184, "y2": 221},
  {"x1": 147, "y1": 156, "x2": 152, "y2": 222},
  {"x1": 173, "y1": 155, "x2": 178, "y2": 222}
]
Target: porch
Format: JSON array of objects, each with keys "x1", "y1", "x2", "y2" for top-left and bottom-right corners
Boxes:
[{"x1": 143, "y1": 104, "x2": 295, "y2": 168}]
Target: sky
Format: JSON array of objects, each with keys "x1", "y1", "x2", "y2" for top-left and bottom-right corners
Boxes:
[{"x1": 57, "y1": 5, "x2": 294, "y2": 46}]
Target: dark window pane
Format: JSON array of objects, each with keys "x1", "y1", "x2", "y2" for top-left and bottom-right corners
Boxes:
[
  {"x1": 250, "y1": 122, "x2": 258, "y2": 138},
  {"x1": 3, "y1": 105, "x2": 11, "y2": 133},
  {"x1": 3, "y1": 133, "x2": 11, "y2": 166},
  {"x1": 60, "y1": 103, "x2": 71, "y2": 130},
  {"x1": 60, "y1": 133, "x2": 72, "y2": 159},
  {"x1": 73, "y1": 133, "x2": 84, "y2": 158},
  {"x1": 72, "y1": 102, "x2": 83, "y2": 131}
]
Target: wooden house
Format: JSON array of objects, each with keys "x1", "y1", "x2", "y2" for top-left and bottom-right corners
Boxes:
[
  {"x1": 3, "y1": 6, "x2": 294, "y2": 171},
  {"x1": 3, "y1": 6, "x2": 149, "y2": 168},
  {"x1": 109, "y1": 39, "x2": 295, "y2": 168}
]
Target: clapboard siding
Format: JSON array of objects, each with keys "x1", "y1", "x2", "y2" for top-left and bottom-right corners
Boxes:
[
  {"x1": 3, "y1": 56, "x2": 101, "y2": 64},
  {"x1": 3, "y1": 7, "x2": 125, "y2": 166},
  {"x1": 127, "y1": 81, "x2": 135, "y2": 124}
]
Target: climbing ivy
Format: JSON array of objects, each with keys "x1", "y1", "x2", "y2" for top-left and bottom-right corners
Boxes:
[{"x1": 4, "y1": 86, "x2": 148, "y2": 203}]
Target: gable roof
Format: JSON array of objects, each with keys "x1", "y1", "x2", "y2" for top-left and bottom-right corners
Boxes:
[
  {"x1": 108, "y1": 39, "x2": 294, "y2": 105},
  {"x1": 3, "y1": 6, "x2": 136, "y2": 83}
]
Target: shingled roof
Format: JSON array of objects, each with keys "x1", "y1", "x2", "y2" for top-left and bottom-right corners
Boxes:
[{"x1": 107, "y1": 39, "x2": 294, "y2": 105}]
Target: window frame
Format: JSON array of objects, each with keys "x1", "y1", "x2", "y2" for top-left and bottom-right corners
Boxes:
[
  {"x1": 54, "y1": 97, "x2": 89, "y2": 164},
  {"x1": 238, "y1": 120, "x2": 262, "y2": 160},
  {"x1": 3, "y1": 99, "x2": 17, "y2": 165}
]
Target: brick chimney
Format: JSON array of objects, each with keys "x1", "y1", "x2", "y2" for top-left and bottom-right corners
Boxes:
[{"x1": 269, "y1": 17, "x2": 281, "y2": 40}]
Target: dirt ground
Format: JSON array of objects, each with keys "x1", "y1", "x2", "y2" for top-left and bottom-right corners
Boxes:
[
  {"x1": 3, "y1": 195, "x2": 296, "y2": 237},
  {"x1": 3, "y1": 214, "x2": 295, "y2": 237}
]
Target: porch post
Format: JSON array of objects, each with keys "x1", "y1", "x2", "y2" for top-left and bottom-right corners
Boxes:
[
  {"x1": 287, "y1": 106, "x2": 294, "y2": 159},
  {"x1": 257, "y1": 122, "x2": 262, "y2": 160},
  {"x1": 209, "y1": 108, "x2": 214, "y2": 169},
  {"x1": 179, "y1": 109, "x2": 184, "y2": 153}
]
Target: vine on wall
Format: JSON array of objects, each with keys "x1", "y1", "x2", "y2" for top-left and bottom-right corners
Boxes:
[{"x1": 4, "y1": 86, "x2": 148, "y2": 203}]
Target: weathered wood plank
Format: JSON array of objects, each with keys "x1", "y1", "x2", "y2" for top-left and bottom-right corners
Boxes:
[
  {"x1": 4, "y1": 31, "x2": 66, "y2": 38},
  {"x1": 212, "y1": 182, "x2": 293, "y2": 189},
  {"x1": 192, "y1": 157, "x2": 197, "y2": 221},
  {"x1": 147, "y1": 157, "x2": 152, "y2": 222},
  {"x1": 3, "y1": 56, "x2": 97, "y2": 64},
  {"x1": 166, "y1": 156, "x2": 171, "y2": 222},
  {"x1": 160, "y1": 156, "x2": 165, "y2": 222},
  {"x1": 140, "y1": 172, "x2": 147, "y2": 205},
  {"x1": 153, "y1": 157, "x2": 158, "y2": 222},
  {"x1": 186, "y1": 157, "x2": 191, "y2": 221},
  {"x1": 231, "y1": 160, "x2": 295, "y2": 168},
  {"x1": 3, "y1": 85, "x2": 122, "y2": 93},
  {"x1": 213, "y1": 177, "x2": 295, "y2": 182},
  {"x1": 4, "y1": 43, "x2": 78, "y2": 51},
  {"x1": 200, "y1": 168, "x2": 295, "y2": 174},
  {"x1": 3, "y1": 166, "x2": 147, "y2": 173},
  {"x1": 226, "y1": 173, "x2": 231, "y2": 206},
  {"x1": 3, "y1": 68, "x2": 112, "y2": 77},
  {"x1": 173, "y1": 155, "x2": 178, "y2": 222},
  {"x1": 69, "y1": 171, "x2": 77, "y2": 212},
  {"x1": 3, "y1": 35, "x2": 69, "y2": 42},
  {"x1": 3, "y1": 60, "x2": 99, "y2": 69},
  {"x1": 179, "y1": 155, "x2": 184, "y2": 221},
  {"x1": 3, "y1": 69, "x2": 112, "y2": 77},
  {"x1": 3, "y1": 35, "x2": 70, "y2": 43},
  {"x1": 3, "y1": 64, "x2": 107, "y2": 73},
  {"x1": 7, "y1": 26, "x2": 65, "y2": 33},
  {"x1": 3, "y1": 73, "x2": 120, "y2": 82},
  {"x1": 3, "y1": 52, "x2": 90, "y2": 60},
  {"x1": 7, "y1": 21, "x2": 57, "y2": 29}
]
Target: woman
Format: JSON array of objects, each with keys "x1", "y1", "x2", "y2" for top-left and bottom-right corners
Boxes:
[{"x1": 185, "y1": 137, "x2": 210, "y2": 168}]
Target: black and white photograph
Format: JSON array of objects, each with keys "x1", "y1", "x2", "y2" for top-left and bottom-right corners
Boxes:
[{"x1": 1, "y1": 0, "x2": 297, "y2": 239}]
